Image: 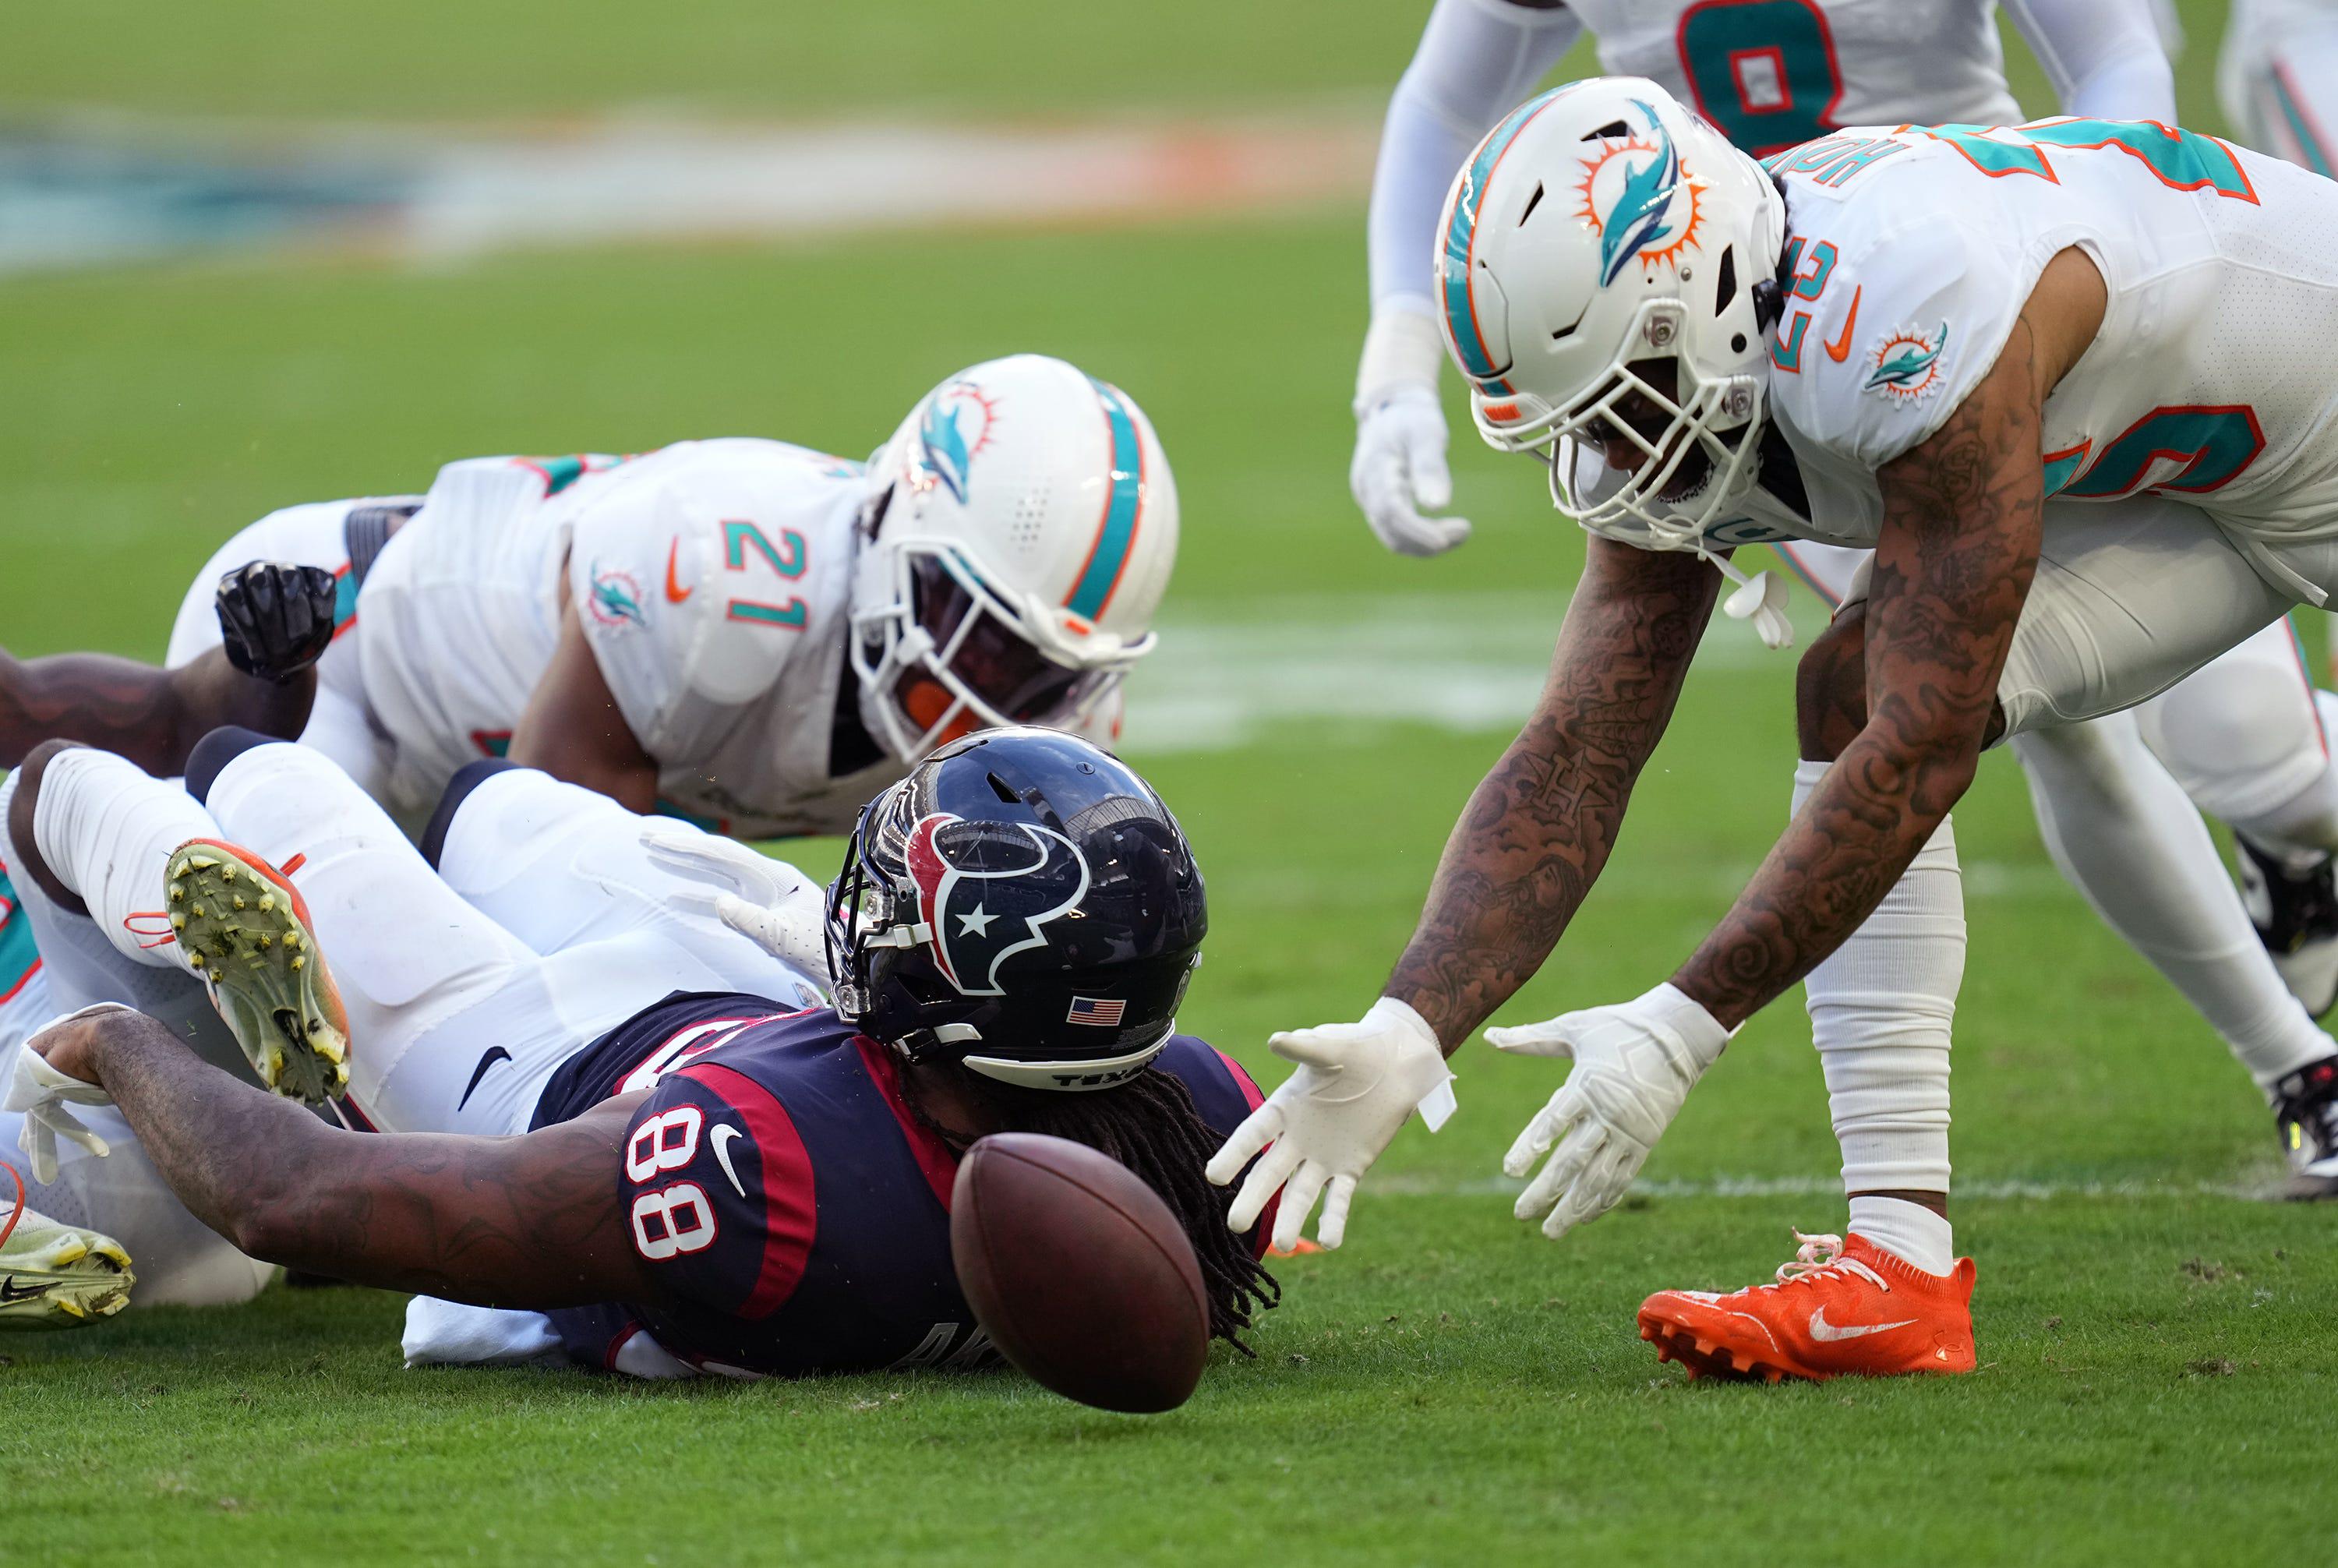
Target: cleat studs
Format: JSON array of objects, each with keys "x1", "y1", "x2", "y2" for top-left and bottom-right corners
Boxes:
[
  {"x1": 187, "y1": 855, "x2": 217, "y2": 870},
  {"x1": 257, "y1": 935, "x2": 270, "y2": 949},
  {"x1": 188, "y1": 952, "x2": 205, "y2": 969},
  {"x1": 170, "y1": 913, "x2": 185, "y2": 931},
  {"x1": 290, "y1": 956, "x2": 304, "y2": 971},
  {"x1": 233, "y1": 895, "x2": 246, "y2": 910},
  {"x1": 170, "y1": 883, "x2": 185, "y2": 902},
  {"x1": 284, "y1": 932, "x2": 301, "y2": 950},
  {"x1": 191, "y1": 905, "x2": 203, "y2": 918},
  {"x1": 259, "y1": 894, "x2": 276, "y2": 913},
  {"x1": 218, "y1": 863, "x2": 236, "y2": 881}
]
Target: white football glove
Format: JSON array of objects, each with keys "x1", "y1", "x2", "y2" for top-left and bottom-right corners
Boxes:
[
  {"x1": 1489, "y1": 984, "x2": 1732, "y2": 1241},
  {"x1": 1204, "y1": 997, "x2": 1456, "y2": 1251},
  {"x1": 1351, "y1": 387, "x2": 1471, "y2": 558},
  {"x1": 5, "y1": 1004, "x2": 132, "y2": 1185},
  {"x1": 1350, "y1": 306, "x2": 1470, "y2": 558},
  {"x1": 637, "y1": 824, "x2": 831, "y2": 990}
]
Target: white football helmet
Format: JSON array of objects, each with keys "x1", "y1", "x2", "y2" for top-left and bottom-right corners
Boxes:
[
  {"x1": 1433, "y1": 78, "x2": 1786, "y2": 553},
  {"x1": 849, "y1": 355, "x2": 1178, "y2": 765}
]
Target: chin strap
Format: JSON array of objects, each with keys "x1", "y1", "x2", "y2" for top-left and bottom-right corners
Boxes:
[{"x1": 1704, "y1": 550, "x2": 1795, "y2": 650}]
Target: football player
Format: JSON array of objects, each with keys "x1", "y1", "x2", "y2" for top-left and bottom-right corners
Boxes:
[
  {"x1": 1222, "y1": 81, "x2": 2338, "y2": 1380},
  {"x1": 1348, "y1": 0, "x2": 2338, "y2": 1176},
  {"x1": 0, "y1": 353, "x2": 1177, "y2": 1077},
  {"x1": 1, "y1": 726, "x2": 1276, "y2": 1373}
]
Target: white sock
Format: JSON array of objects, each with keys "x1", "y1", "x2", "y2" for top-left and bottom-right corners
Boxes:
[
  {"x1": 1847, "y1": 1195, "x2": 1954, "y2": 1276},
  {"x1": 1793, "y1": 759, "x2": 1960, "y2": 1199},
  {"x1": 2012, "y1": 718, "x2": 2334, "y2": 1087},
  {"x1": 28, "y1": 748, "x2": 220, "y2": 977}
]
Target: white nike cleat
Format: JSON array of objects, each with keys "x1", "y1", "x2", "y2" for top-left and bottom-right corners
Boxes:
[
  {"x1": 2237, "y1": 839, "x2": 2338, "y2": 1018},
  {"x1": 2272, "y1": 1057, "x2": 2338, "y2": 1199},
  {"x1": 0, "y1": 1176, "x2": 135, "y2": 1330}
]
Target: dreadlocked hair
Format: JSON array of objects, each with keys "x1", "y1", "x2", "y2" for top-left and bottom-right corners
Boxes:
[{"x1": 901, "y1": 1064, "x2": 1280, "y2": 1352}]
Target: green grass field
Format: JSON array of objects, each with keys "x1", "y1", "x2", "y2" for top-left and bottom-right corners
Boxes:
[{"x1": 5, "y1": 2, "x2": 2334, "y2": 1563}]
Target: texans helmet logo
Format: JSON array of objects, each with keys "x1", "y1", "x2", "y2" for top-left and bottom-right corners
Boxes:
[{"x1": 902, "y1": 812, "x2": 1089, "y2": 996}]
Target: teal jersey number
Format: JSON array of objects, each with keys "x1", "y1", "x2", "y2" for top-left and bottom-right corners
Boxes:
[
  {"x1": 2044, "y1": 406, "x2": 2266, "y2": 500},
  {"x1": 1676, "y1": 0, "x2": 1843, "y2": 158},
  {"x1": 1915, "y1": 120, "x2": 2258, "y2": 203},
  {"x1": 722, "y1": 519, "x2": 810, "y2": 630}
]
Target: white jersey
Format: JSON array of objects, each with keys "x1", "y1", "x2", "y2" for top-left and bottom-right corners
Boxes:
[
  {"x1": 1566, "y1": 0, "x2": 2020, "y2": 154},
  {"x1": 356, "y1": 440, "x2": 902, "y2": 837},
  {"x1": 1713, "y1": 122, "x2": 2338, "y2": 592}
]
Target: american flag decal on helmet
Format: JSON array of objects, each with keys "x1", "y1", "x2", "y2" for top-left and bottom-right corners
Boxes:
[{"x1": 1066, "y1": 996, "x2": 1125, "y2": 1027}]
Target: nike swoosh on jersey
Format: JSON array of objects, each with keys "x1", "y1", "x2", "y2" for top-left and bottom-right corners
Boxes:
[
  {"x1": 457, "y1": 1046, "x2": 515, "y2": 1112},
  {"x1": 710, "y1": 1123, "x2": 747, "y2": 1198},
  {"x1": 0, "y1": 1276, "x2": 48, "y2": 1304},
  {"x1": 665, "y1": 539, "x2": 693, "y2": 603},
  {"x1": 1807, "y1": 1306, "x2": 1917, "y2": 1341},
  {"x1": 1822, "y1": 286, "x2": 1862, "y2": 363}
]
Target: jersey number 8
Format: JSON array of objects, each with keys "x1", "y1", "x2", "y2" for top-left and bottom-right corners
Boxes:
[
  {"x1": 1677, "y1": 0, "x2": 1844, "y2": 158},
  {"x1": 627, "y1": 1106, "x2": 719, "y2": 1260}
]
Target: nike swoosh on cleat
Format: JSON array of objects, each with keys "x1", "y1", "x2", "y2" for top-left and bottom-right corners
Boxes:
[
  {"x1": 666, "y1": 539, "x2": 693, "y2": 603},
  {"x1": 457, "y1": 1047, "x2": 515, "y2": 1112},
  {"x1": 1822, "y1": 287, "x2": 1862, "y2": 363},
  {"x1": 1807, "y1": 1307, "x2": 1917, "y2": 1341},
  {"x1": 0, "y1": 1276, "x2": 48, "y2": 1304},
  {"x1": 710, "y1": 1124, "x2": 747, "y2": 1198}
]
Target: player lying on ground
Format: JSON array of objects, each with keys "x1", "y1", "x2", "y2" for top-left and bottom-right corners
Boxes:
[
  {"x1": 1348, "y1": 0, "x2": 2338, "y2": 1171},
  {"x1": 0, "y1": 726, "x2": 1276, "y2": 1373},
  {"x1": 0, "y1": 353, "x2": 1178, "y2": 1064},
  {"x1": 1216, "y1": 83, "x2": 2338, "y2": 1382}
]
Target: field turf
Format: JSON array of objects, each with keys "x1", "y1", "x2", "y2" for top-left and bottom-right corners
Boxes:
[{"x1": 4, "y1": 3, "x2": 2333, "y2": 1563}]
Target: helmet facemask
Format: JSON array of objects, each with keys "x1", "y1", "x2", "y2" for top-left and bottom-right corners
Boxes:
[
  {"x1": 1537, "y1": 298, "x2": 1769, "y2": 551},
  {"x1": 849, "y1": 533, "x2": 1141, "y2": 767}
]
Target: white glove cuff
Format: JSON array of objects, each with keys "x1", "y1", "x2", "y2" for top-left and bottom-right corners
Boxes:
[
  {"x1": 1636, "y1": 983, "x2": 1734, "y2": 1069},
  {"x1": 1365, "y1": 994, "x2": 1458, "y2": 1132},
  {"x1": 1355, "y1": 304, "x2": 1447, "y2": 414}
]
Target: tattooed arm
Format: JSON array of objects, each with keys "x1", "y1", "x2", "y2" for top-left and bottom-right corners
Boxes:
[
  {"x1": 1386, "y1": 535, "x2": 1722, "y2": 1047},
  {"x1": 1669, "y1": 248, "x2": 2107, "y2": 1029},
  {"x1": 0, "y1": 647, "x2": 316, "y2": 773},
  {"x1": 38, "y1": 1008, "x2": 654, "y2": 1308}
]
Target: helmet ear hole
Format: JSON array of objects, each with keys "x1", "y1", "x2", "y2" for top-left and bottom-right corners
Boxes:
[
  {"x1": 1714, "y1": 245, "x2": 1739, "y2": 316},
  {"x1": 1519, "y1": 182, "x2": 1545, "y2": 224}
]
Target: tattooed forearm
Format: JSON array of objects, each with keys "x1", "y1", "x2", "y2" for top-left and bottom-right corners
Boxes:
[
  {"x1": 1670, "y1": 320, "x2": 2048, "y2": 1028},
  {"x1": 1386, "y1": 538, "x2": 1722, "y2": 1048},
  {"x1": 87, "y1": 1012, "x2": 652, "y2": 1308},
  {"x1": 0, "y1": 646, "x2": 316, "y2": 772}
]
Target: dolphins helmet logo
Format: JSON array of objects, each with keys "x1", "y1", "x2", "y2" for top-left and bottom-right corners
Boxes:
[
  {"x1": 913, "y1": 382, "x2": 1003, "y2": 504},
  {"x1": 1578, "y1": 100, "x2": 1703, "y2": 285},
  {"x1": 1865, "y1": 323, "x2": 1951, "y2": 403},
  {"x1": 902, "y1": 812, "x2": 1089, "y2": 997}
]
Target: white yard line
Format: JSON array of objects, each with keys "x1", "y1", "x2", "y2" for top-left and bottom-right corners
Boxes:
[
  {"x1": 1376, "y1": 1172, "x2": 2289, "y2": 1201},
  {"x1": 1119, "y1": 588, "x2": 1828, "y2": 755}
]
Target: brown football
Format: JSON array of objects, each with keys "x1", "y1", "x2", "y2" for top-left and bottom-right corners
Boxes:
[{"x1": 950, "y1": 1132, "x2": 1210, "y2": 1414}]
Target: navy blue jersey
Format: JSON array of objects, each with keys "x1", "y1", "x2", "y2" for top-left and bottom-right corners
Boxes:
[{"x1": 529, "y1": 991, "x2": 1265, "y2": 1378}]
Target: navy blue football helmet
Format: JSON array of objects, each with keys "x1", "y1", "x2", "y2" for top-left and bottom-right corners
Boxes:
[{"x1": 825, "y1": 726, "x2": 1207, "y2": 1091}]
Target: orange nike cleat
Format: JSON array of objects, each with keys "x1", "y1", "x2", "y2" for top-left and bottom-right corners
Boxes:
[
  {"x1": 1638, "y1": 1230, "x2": 1976, "y2": 1383},
  {"x1": 155, "y1": 839, "x2": 350, "y2": 1104}
]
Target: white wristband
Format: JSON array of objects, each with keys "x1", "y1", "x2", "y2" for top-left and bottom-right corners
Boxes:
[{"x1": 1355, "y1": 304, "x2": 1449, "y2": 413}]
